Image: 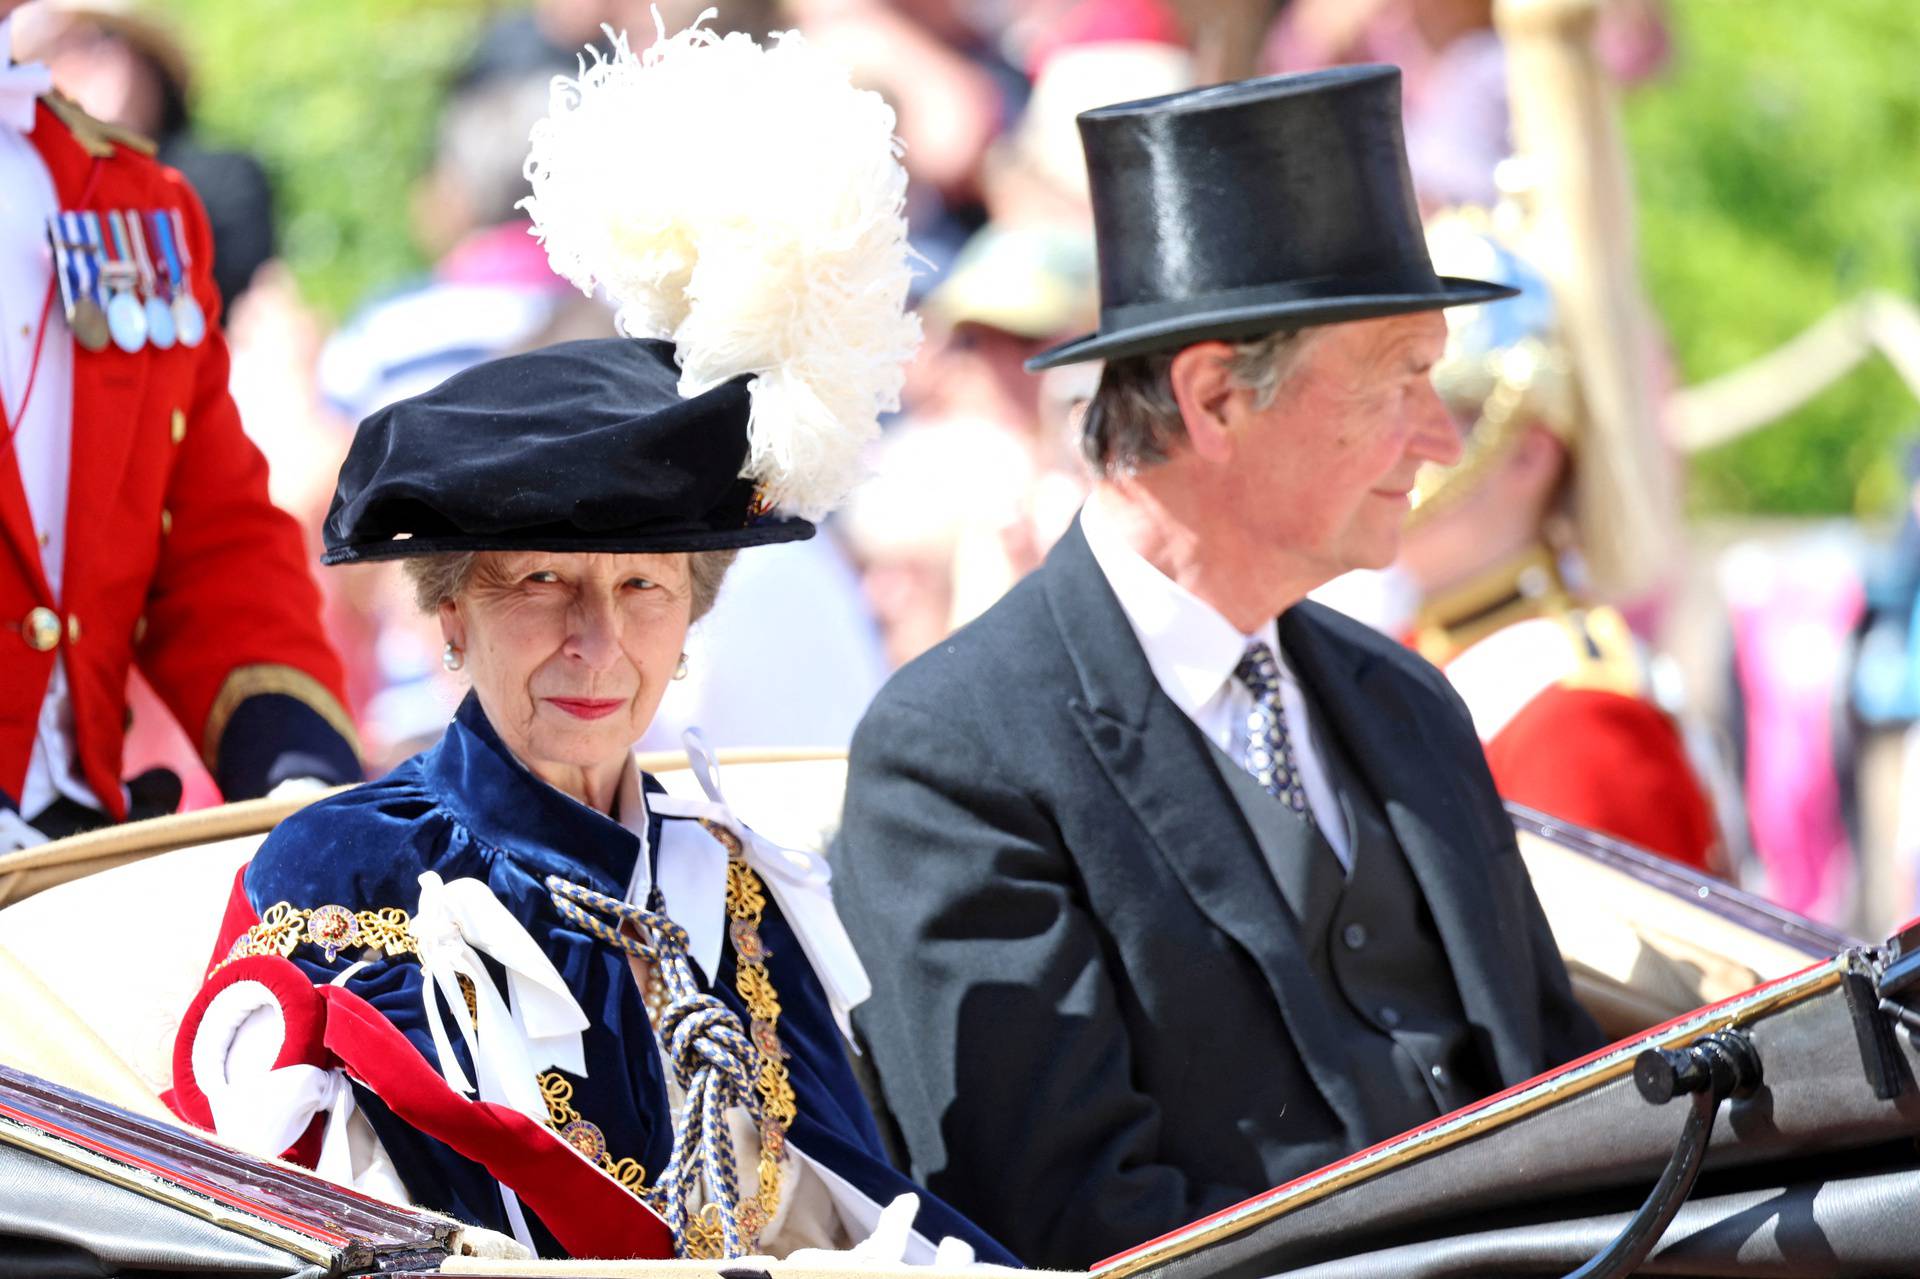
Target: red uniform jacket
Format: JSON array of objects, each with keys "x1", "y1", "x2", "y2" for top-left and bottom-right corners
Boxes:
[
  {"x1": 1436, "y1": 609, "x2": 1719, "y2": 873},
  {"x1": 0, "y1": 98, "x2": 355, "y2": 819}
]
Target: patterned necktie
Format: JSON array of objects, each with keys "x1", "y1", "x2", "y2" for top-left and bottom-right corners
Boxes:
[{"x1": 1233, "y1": 640, "x2": 1315, "y2": 824}]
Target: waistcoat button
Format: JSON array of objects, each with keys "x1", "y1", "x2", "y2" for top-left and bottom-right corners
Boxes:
[
  {"x1": 1342, "y1": 922, "x2": 1368, "y2": 950},
  {"x1": 1378, "y1": 1004, "x2": 1401, "y2": 1029}
]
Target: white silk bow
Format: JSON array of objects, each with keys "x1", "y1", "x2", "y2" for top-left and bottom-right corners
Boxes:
[
  {"x1": 647, "y1": 729, "x2": 872, "y2": 1039},
  {"x1": 412, "y1": 872, "x2": 590, "y2": 1123}
]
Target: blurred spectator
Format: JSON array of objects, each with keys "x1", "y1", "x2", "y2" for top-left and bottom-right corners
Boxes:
[
  {"x1": 1854, "y1": 440, "x2": 1920, "y2": 728},
  {"x1": 1268, "y1": 0, "x2": 1506, "y2": 209},
  {"x1": 318, "y1": 72, "x2": 577, "y2": 425},
  {"x1": 1851, "y1": 440, "x2": 1920, "y2": 923},
  {"x1": 16, "y1": 0, "x2": 274, "y2": 314},
  {"x1": 843, "y1": 419, "x2": 1037, "y2": 666},
  {"x1": 981, "y1": 29, "x2": 1191, "y2": 226},
  {"x1": 911, "y1": 223, "x2": 1096, "y2": 622},
  {"x1": 789, "y1": 0, "x2": 1020, "y2": 277},
  {"x1": 457, "y1": 0, "x2": 779, "y2": 89},
  {"x1": 638, "y1": 533, "x2": 891, "y2": 753},
  {"x1": 1266, "y1": 0, "x2": 1670, "y2": 210}
]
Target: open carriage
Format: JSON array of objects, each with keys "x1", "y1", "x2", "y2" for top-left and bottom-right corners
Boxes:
[{"x1": 0, "y1": 748, "x2": 1912, "y2": 1278}]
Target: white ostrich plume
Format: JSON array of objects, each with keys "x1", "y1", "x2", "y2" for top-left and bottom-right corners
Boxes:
[{"x1": 522, "y1": 10, "x2": 921, "y2": 519}]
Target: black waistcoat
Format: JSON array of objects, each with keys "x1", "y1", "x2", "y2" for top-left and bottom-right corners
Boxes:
[{"x1": 1206, "y1": 702, "x2": 1493, "y2": 1139}]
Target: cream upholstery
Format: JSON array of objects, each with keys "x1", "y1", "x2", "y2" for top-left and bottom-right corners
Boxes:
[
  {"x1": 1514, "y1": 827, "x2": 1837, "y2": 1039},
  {"x1": 0, "y1": 833, "x2": 261, "y2": 1102}
]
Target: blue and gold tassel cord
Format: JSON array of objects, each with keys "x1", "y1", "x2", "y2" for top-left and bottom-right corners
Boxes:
[{"x1": 547, "y1": 873, "x2": 763, "y2": 1257}]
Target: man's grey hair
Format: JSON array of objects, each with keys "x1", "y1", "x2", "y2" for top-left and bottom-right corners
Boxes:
[
  {"x1": 1080, "y1": 327, "x2": 1322, "y2": 473},
  {"x1": 403, "y1": 550, "x2": 738, "y2": 622}
]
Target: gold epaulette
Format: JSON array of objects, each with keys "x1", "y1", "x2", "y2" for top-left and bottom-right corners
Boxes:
[{"x1": 41, "y1": 92, "x2": 158, "y2": 158}]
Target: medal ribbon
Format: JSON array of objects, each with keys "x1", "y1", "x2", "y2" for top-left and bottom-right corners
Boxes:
[
  {"x1": 150, "y1": 210, "x2": 184, "y2": 299},
  {"x1": 168, "y1": 206, "x2": 196, "y2": 275},
  {"x1": 125, "y1": 210, "x2": 162, "y2": 299},
  {"x1": 59, "y1": 211, "x2": 100, "y2": 310},
  {"x1": 108, "y1": 210, "x2": 142, "y2": 293},
  {"x1": 90, "y1": 210, "x2": 135, "y2": 297}
]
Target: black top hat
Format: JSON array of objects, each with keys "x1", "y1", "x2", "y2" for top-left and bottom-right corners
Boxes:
[
  {"x1": 1027, "y1": 64, "x2": 1515, "y2": 371},
  {"x1": 320, "y1": 338, "x2": 813, "y2": 565}
]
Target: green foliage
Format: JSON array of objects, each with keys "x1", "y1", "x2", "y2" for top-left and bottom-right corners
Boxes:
[
  {"x1": 168, "y1": 0, "x2": 492, "y2": 317},
  {"x1": 1625, "y1": 0, "x2": 1920, "y2": 515}
]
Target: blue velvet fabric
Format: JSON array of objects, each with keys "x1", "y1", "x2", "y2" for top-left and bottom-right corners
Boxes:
[{"x1": 245, "y1": 694, "x2": 1013, "y2": 1264}]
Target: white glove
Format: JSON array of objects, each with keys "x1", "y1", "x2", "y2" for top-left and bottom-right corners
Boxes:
[
  {"x1": 0, "y1": 809, "x2": 48, "y2": 853},
  {"x1": 266, "y1": 776, "x2": 333, "y2": 800},
  {"x1": 785, "y1": 1193, "x2": 981, "y2": 1269}
]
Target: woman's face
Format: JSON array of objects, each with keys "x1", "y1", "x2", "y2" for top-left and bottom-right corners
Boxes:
[{"x1": 442, "y1": 551, "x2": 693, "y2": 795}]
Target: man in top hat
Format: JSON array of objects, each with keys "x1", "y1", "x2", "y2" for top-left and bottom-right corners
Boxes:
[
  {"x1": 833, "y1": 66, "x2": 1603, "y2": 1269},
  {"x1": 1, "y1": 5, "x2": 357, "y2": 849}
]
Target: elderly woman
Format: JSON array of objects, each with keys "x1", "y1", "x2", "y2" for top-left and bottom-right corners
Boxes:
[
  {"x1": 171, "y1": 339, "x2": 1010, "y2": 1263},
  {"x1": 168, "y1": 20, "x2": 1011, "y2": 1268}
]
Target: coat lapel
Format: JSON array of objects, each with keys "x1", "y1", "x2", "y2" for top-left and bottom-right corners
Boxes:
[
  {"x1": 1280, "y1": 603, "x2": 1528, "y2": 1071},
  {"x1": 1041, "y1": 521, "x2": 1372, "y2": 1135}
]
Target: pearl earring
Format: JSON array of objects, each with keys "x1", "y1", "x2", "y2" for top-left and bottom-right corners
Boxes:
[
  {"x1": 673, "y1": 653, "x2": 689, "y2": 681},
  {"x1": 441, "y1": 642, "x2": 465, "y2": 672}
]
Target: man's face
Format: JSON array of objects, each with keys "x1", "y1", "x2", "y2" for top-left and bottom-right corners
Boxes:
[{"x1": 1221, "y1": 311, "x2": 1462, "y2": 582}]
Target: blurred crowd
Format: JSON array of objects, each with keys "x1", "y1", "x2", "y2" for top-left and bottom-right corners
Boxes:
[{"x1": 13, "y1": 0, "x2": 1920, "y2": 934}]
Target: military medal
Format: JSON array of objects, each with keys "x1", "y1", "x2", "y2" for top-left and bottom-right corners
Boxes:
[
  {"x1": 55, "y1": 212, "x2": 110, "y2": 352},
  {"x1": 87, "y1": 212, "x2": 147, "y2": 353},
  {"x1": 122, "y1": 210, "x2": 175, "y2": 350},
  {"x1": 154, "y1": 210, "x2": 205, "y2": 348}
]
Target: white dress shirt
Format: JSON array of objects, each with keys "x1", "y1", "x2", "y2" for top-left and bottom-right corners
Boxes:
[
  {"x1": 1079, "y1": 495, "x2": 1351, "y2": 868},
  {"x1": 2, "y1": 22, "x2": 98, "y2": 821}
]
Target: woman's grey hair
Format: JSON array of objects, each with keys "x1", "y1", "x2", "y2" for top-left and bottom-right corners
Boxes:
[
  {"x1": 403, "y1": 549, "x2": 739, "y2": 621},
  {"x1": 1080, "y1": 327, "x2": 1321, "y2": 473}
]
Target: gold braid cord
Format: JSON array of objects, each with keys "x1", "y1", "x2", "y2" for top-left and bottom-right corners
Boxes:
[{"x1": 539, "y1": 822, "x2": 798, "y2": 1258}]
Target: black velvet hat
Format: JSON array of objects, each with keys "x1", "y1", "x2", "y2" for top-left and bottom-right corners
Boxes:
[
  {"x1": 1027, "y1": 64, "x2": 1516, "y2": 371},
  {"x1": 320, "y1": 338, "x2": 813, "y2": 565}
]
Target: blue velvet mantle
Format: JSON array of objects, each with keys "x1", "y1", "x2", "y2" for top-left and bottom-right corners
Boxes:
[{"x1": 245, "y1": 694, "x2": 1013, "y2": 1263}]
